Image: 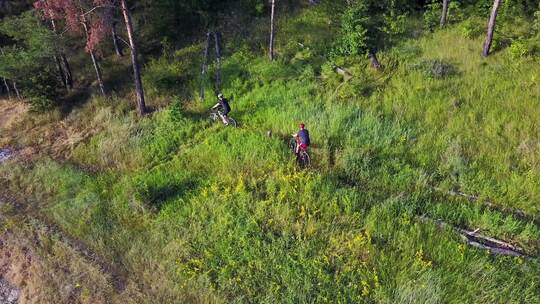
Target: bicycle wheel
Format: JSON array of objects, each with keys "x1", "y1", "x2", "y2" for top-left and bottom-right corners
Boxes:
[
  {"x1": 227, "y1": 118, "x2": 237, "y2": 128},
  {"x1": 289, "y1": 138, "x2": 297, "y2": 154},
  {"x1": 298, "y1": 151, "x2": 311, "y2": 168},
  {"x1": 209, "y1": 113, "x2": 218, "y2": 122}
]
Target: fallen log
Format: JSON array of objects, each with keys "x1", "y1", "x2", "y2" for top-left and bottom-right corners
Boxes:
[
  {"x1": 463, "y1": 238, "x2": 524, "y2": 257},
  {"x1": 456, "y1": 227, "x2": 523, "y2": 252},
  {"x1": 417, "y1": 216, "x2": 538, "y2": 261},
  {"x1": 332, "y1": 64, "x2": 353, "y2": 80}
]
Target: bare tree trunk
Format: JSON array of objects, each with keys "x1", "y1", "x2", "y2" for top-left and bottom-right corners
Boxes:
[
  {"x1": 12, "y1": 81, "x2": 21, "y2": 100},
  {"x1": 54, "y1": 55, "x2": 68, "y2": 89},
  {"x1": 482, "y1": 0, "x2": 501, "y2": 57},
  {"x1": 89, "y1": 51, "x2": 106, "y2": 96},
  {"x1": 269, "y1": 0, "x2": 276, "y2": 61},
  {"x1": 120, "y1": 0, "x2": 146, "y2": 115},
  {"x1": 368, "y1": 50, "x2": 382, "y2": 70},
  {"x1": 200, "y1": 32, "x2": 211, "y2": 99},
  {"x1": 0, "y1": 50, "x2": 12, "y2": 98},
  {"x1": 111, "y1": 21, "x2": 123, "y2": 57},
  {"x1": 61, "y1": 54, "x2": 73, "y2": 89},
  {"x1": 48, "y1": 11, "x2": 73, "y2": 90},
  {"x1": 49, "y1": 17, "x2": 67, "y2": 89},
  {"x1": 81, "y1": 19, "x2": 106, "y2": 96},
  {"x1": 2, "y1": 78, "x2": 11, "y2": 99},
  {"x1": 440, "y1": 0, "x2": 450, "y2": 27},
  {"x1": 214, "y1": 32, "x2": 222, "y2": 93}
]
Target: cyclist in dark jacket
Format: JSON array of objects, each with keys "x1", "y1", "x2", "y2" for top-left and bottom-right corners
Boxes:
[
  {"x1": 211, "y1": 93, "x2": 231, "y2": 125},
  {"x1": 293, "y1": 123, "x2": 310, "y2": 154}
]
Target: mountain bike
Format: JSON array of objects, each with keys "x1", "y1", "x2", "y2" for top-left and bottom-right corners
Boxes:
[
  {"x1": 289, "y1": 136, "x2": 311, "y2": 168},
  {"x1": 209, "y1": 109, "x2": 237, "y2": 128}
]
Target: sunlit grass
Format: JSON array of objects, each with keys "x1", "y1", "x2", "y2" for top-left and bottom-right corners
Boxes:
[{"x1": 1, "y1": 9, "x2": 540, "y2": 303}]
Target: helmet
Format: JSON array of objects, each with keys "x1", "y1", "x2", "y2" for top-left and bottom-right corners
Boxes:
[
  {"x1": 217, "y1": 93, "x2": 224, "y2": 99},
  {"x1": 299, "y1": 123, "x2": 305, "y2": 129}
]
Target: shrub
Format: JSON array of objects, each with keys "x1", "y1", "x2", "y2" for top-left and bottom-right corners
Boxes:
[
  {"x1": 169, "y1": 96, "x2": 185, "y2": 123},
  {"x1": 508, "y1": 39, "x2": 531, "y2": 59},
  {"x1": 22, "y1": 68, "x2": 61, "y2": 111},
  {"x1": 533, "y1": 10, "x2": 540, "y2": 37},
  {"x1": 383, "y1": 11, "x2": 408, "y2": 36},
  {"x1": 332, "y1": 3, "x2": 370, "y2": 57},
  {"x1": 472, "y1": 0, "x2": 493, "y2": 15},
  {"x1": 460, "y1": 17, "x2": 484, "y2": 39},
  {"x1": 423, "y1": 2, "x2": 442, "y2": 31},
  {"x1": 424, "y1": 1, "x2": 463, "y2": 31},
  {"x1": 447, "y1": 1, "x2": 465, "y2": 23}
]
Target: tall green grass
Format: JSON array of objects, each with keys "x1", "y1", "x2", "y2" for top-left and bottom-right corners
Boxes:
[{"x1": 2, "y1": 9, "x2": 540, "y2": 303}]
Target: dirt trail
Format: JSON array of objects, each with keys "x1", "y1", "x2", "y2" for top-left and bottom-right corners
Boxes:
[
  {"x1": 0, "y1": 186, "x2": 144, "y2": 304},
  {"x1": 0, "y1": 278, "x2": 19, "y2": 304},
  {"x1": 0, "y1": 99, "x2": 100, "y2": 162},
  {"x1": 0, "y1": 100, "x2": 26, "y2": 132}
]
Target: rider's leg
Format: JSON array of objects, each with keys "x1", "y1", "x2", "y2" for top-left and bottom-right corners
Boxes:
[
  {"x1": 296, "y1": 143, "x2": 308, "y2": 155},
  {"x1": 218, "y1": 112, "x2": 229, "y2": 125}
]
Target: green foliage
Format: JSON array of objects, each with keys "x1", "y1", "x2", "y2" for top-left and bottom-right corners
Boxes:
[
  {"x1": 241, "y1": 0, "x2": 267, "y2": 16},
  {"x1": 333, "y1": 2, "x2": 370, "y2": 56},
  {"x1": 383, "y1": 10, "x2": 408, "y2": 37},
  {"x1": 508, "y1": 39, "x2": 534, "y2": 59},
  {"x1": 423, "y1": 1, "x2": 442, "y2": 31},
  {"x1": 333, "y1": 0, "x2": 415, "y2": 57},
  {"x1": 534, "y1": 9, "x2": 540, "y2": 37},
  {"x1": 22, "y1": 68, "x2": 60, "y2": 110},
  {"x1": 0, "y1": 11, "x2": 60, "y2": 109},
  {"x1": 460, "y1": 17, "x2": 485, "y2": 39},
  {"x1": 169, "y1": 96, "x2": 184, "y2": 122},
  {"x1": 424, "y1": 1, "x2": 464, "y2": 31},
  {"x1": 0, "y1": 12, "x2": 55, "y2": 57},
  {"x1": 471, "y1": 0, "x2": 493, "y2": 15},
  {"x1": 499, "y1": 0, "x2": 540, "y2": 18},
  {"x1": 138, "y1": 0, "x2": 267, "y2": 48}
]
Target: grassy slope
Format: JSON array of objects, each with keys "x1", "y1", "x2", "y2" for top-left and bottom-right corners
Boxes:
[{"x1": 2, "y1": 8, "x2": 540, "y2": 303}]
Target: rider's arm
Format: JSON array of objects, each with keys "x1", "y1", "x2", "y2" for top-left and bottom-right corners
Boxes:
[{"x1": 211, "y1": 102, "x2": 220, "y2": 109}]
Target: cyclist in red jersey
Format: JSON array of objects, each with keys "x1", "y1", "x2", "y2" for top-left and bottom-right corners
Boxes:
[{"x1": 292, "y1": 123, "x2": 310, "y2": 155}]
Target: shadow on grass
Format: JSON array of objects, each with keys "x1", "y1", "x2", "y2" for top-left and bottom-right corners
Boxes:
[
  {"x1": 183, "y1": 108, "x2": 210, "y2": 123},
  {"x1": 57, "y1": 88, "x2": 92, "y2": 118},
  {"x1": 142, "y1": 179, "x2": 201, "y2": 211}
]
